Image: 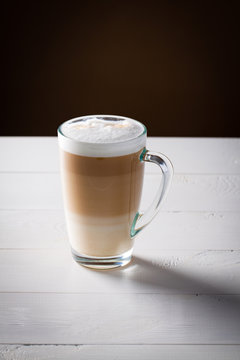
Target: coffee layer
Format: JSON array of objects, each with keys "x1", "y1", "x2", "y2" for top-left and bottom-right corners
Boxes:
[
  {"x1": 60, "y1": 148, "x2": 145, "y2": 257},
  {"x1": 60, "y1": 150, "x2": 145, "y2": 217}
]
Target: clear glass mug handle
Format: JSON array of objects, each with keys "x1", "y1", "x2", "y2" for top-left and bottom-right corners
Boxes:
[{"x1": 131, "y1": 149, "x2": 174, "y2": 237}]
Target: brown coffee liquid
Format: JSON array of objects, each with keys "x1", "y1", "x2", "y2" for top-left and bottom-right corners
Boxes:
[{"x1": 60, "y1": 149, "x2": 145, "y2": 256}]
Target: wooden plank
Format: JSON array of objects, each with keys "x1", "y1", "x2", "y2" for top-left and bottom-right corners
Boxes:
[
  {"x1": 0, "y1": 210, "x2": 67, "y2": 249},
  {"x1": 137, "y1": 211, "x2": 240, "y2": 250},
  {"x1": 1, "y1": 210, "x2": 239, "y2": 250},
  {"x1": 0, "y1": 137, "x2": 59, "y2": 173},
  {"x1": 0, "y1": 249, "x2": 239, "y2": 295},
  {"x1": 0, "y1": 173, "x2": 63, "y2": 210},
  {"x1": 1, "y1": 345, "x2": 240, "y2": 360},
  {"x1": 0, "y1": 173, "x2": 240, "y2": 211},
  {"x1": 0, "y1": 137, "x2": 240, "y2": 174},
  {"x1": 0, "y1": 293, "x2": 239, "y2": 344},
  {"x1": 147, "y1": 137, "x2": 240, "y2": 175}
]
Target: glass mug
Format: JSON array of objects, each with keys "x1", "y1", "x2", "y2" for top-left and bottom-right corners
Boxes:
[{"x1": 58, "y1": 115, "x2": 173, "y2": 269}]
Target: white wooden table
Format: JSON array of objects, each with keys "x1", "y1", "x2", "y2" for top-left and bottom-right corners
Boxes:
[{"x1": 0, "y1": 137, "x2": 239, "y2": 360}]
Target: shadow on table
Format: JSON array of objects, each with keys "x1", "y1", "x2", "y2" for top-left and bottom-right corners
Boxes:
[{"x1": 106, "y1": 255, "x2": 240, "y2": 317}]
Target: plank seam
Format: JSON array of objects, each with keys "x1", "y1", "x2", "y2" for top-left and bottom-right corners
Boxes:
[
  {"x1": 0, "y1": 292, "x2": 239, "y2": 295},
  {"x1": 0, "y1": 343, "x2": 240, "y2": 346}
]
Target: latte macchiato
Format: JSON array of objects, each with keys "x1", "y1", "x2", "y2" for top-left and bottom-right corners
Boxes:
[
  {"x1": 58, "y1": 116, "x2": 146, "y2": 262},
  {"x1": 58, "y1": 115, "x2": 173, "y2": 269}
]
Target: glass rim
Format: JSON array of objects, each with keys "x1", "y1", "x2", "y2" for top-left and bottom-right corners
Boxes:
[{"x1": 57, "y1": 114, "x2": 147, "y2": 146}]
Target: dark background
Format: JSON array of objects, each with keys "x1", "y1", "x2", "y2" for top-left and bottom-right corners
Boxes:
[{"x1": 2, "y1": 1, "x2": 239, "y2": 137}]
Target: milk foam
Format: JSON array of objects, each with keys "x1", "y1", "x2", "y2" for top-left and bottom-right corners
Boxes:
[
  {"x1": 61, "y1": 117, "x2": 144, "y2": 143},
  {"x1": 58, "y1": 115, "x2": 147, "y2": 157}
]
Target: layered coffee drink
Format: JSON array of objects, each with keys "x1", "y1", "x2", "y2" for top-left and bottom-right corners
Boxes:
[{"x1": 58, "y1": 116, "x2": 146, "y2": 261}]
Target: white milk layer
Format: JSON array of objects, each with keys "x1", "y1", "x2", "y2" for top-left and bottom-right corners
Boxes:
[
  {"x1": 58, "y1": 115, "x2": 146, "y2": 157},
  {"x1": 65, "y1": 211, "x2": 135, "y2": 257}
]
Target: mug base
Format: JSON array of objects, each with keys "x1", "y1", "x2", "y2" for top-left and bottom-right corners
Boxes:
[{"x1": 71, "y1": 248, "x2": 133, "y2": 270}]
